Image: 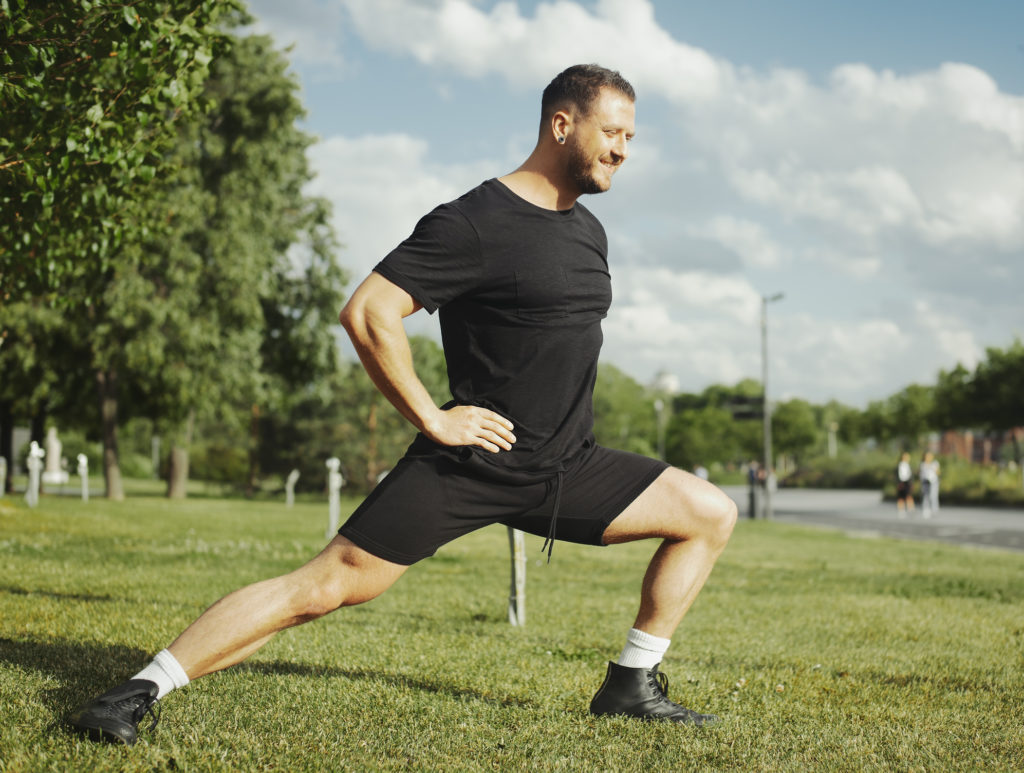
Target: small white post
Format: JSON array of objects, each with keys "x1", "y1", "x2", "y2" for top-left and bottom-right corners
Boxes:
[
  {"x1": 507, "y1": 526, "x2": 527, "y2": 626},
  {"x1": 25, "y1": 441, "x2": 44, "y2": 508},
  {"x1": 0, "y1": 456, "x2": 7, "y2": 496},
  {"x1": 285, "y1": 468, "x2": 300, "y2": 508},
  {"x1": 77, "y1": 454, "x2": 89, "y2": 502},
  {"x1": 325, "y1": 458, "x2": 344, "y2": 539}
]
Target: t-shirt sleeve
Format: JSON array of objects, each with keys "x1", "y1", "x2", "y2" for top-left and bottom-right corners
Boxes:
[{"x1": 373, "y1": 203, "x2": 481, "y2": 314}]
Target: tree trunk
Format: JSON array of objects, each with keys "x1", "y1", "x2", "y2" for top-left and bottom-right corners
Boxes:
[
  {"x1": 0, "y1": 400, "x2": 12, "y2": 494},
  {"x1": 166, "y1": 410, "x2": 195, "y2": 499},
  {"x1": 96, "y1": 369, "x2": 125, "y2": 501}
]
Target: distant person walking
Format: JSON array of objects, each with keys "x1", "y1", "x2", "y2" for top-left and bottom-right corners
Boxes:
[
  {"x1": 895, "y1": 452, "x2": 915, "y2": 516},
  {"x1": 919, "y1": 451, "x2": 940, "y2": 517}
]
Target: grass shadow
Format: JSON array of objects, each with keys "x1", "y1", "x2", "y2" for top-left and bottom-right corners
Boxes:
[
  {"x1": 0, "y1": 585, "x2": 116, "y2": 603},
  {"x1": 236, "y1": 659, "x2": 538, "y2": 710},
  {"x1": 0, "y1": 635, "x2": 150, "y2": 732}
]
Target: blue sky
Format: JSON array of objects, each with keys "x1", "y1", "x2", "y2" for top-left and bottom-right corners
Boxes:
[{"x1": 246, "y1": 0, "x2": 1024, "y2": 406}]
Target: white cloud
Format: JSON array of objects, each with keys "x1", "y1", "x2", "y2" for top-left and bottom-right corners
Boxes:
[
  {"x1": 306, "y1": 133, "x2": 493, "y2": 279},
  {"x1": 247, "y1": 0, "x2": 1024, "y2": 404},
  {"x1": 912, "y1": 300, "x2": 982, "y2": 370},
  {"x1": 688, "y1": 216, "x2": 784, "y2": 269},
  {"x1": 245, "y1": 0, "x2": 349, "y2": 69},
  {"x1": 340, "y1": 0, "x2": 726, "y2": 99}
]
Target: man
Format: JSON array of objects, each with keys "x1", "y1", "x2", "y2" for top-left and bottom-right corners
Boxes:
[{"x1": 68, "y1": 64, "x2": 737, "y2": 745}]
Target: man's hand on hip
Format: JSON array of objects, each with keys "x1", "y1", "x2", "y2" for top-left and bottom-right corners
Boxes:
[{"x1": 424, "y1": 406, "x2": 516, "y2": 453}]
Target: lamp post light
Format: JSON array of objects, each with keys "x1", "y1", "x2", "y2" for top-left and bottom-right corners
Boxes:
[{"x1": 761, "y1": 292, "x2": 784, "y2": 519}]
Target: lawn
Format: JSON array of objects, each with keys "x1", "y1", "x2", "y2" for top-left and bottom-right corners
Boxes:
[{"x1": 0, "y1": 490, "x2": 1022, "y2": 771}]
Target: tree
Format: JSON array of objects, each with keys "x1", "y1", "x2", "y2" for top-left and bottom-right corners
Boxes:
[
  {"x1": 592, "y1": 363, "x2": 656, "y2": 456},
  {"x1": 261, "y1": 337, "x2": 449, "y2": 495},
  {"x1": 144, "y1": 32, "x2": 347, "y2": 498},
  {"x1": 665, "y1": 406, "x2": 744, "y2": 471},
  {"x1": 970, "y1": 339, "x2": 1024, "y2": 464},
  {"x1": 1, "y1": 0, "x2": 240, "y2": 300},
  {"x1": 932, "y1": 363, "x2": 975, "y2": 430},
  {"x1": 32, "y1": 29, "x2": 348, "y2": 499},
  {"x1": 772, "y1": 398, "x2": 820, "y2": 461},
  {"x1": 0, "y1": 298, "x2": 94, "y2": 491}
]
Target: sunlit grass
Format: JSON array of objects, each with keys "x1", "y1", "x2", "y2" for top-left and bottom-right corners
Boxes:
[{"x1": 1, "y1": 490, "x2": 1021, "y2": 771}]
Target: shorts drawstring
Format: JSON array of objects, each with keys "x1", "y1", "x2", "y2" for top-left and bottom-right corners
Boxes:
[{"x1": 541, "y1": 469, "x2": 564, "y2": 563}]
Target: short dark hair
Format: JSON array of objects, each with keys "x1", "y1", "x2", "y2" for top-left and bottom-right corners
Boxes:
[{"x1": 541, "y1": 64, "x2": 635, "y2": 124}]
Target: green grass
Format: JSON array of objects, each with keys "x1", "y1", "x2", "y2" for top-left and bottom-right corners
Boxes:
[{"x1": 1, "y1": 491, "x2": 1022, "y2": 772}]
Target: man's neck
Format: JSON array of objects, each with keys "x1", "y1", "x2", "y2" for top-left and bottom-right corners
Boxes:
[{"x1": 498, "y1": 162, "x2": 579, "y2": 211}]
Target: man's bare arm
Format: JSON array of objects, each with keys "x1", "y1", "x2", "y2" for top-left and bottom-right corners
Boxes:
[{"x1": 339, "y1": 272, "x2": 516, "y2": 453}]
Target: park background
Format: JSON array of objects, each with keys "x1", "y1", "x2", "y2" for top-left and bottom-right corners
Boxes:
[
  {"x1": 2, "y1": 0, "x2": 1023, "y2": 504},
  {"x1": 1, "y1": 2, "x2": 1023, "y2": 770}
]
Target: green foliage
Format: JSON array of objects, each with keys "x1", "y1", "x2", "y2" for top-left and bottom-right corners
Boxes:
[
  {"x1": 917, "y1": 457, "x2": 1024, "y2": 507},
  {"x1": 859, "y1": 383, "x2": 936, "y2": 447},
  {"x1": 0, "y1": 298, "x2": 93, "y2": 424},
  {"x1": 0, "y1": 0, "x2": 244, "y2": 300},
  {"x1": 664, "y1": 381, "x2": 763, "y2": 470},
  {"x1": 971, "y1": 339, "x2": 1024, "y2": 434},
  {"x1": 771, "y1": 398, "x2": 820, "y2": 459},
  {"x1": 1, "y1": 495, "x2": 1022, "y2": 770},
  {"x1": 592, "y1": 363, "x2": 656, "y2": 456},
  {"x1": 782, "y1": 449, "x2": 897, "y2": 490},
  {"x1": 257, "y1": 338, "x2": 449, "y2": 495},
  {"x1": 1, "y1": 25, "x2": 348, "y2": 498},
  {"x1": 123, "y1": 31, "x2": 346, "y2": 439}
]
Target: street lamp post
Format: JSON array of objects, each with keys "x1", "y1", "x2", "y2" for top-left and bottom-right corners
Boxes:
[{"x1": 761, "y1": 292, "x2": 784, "y2": 519}]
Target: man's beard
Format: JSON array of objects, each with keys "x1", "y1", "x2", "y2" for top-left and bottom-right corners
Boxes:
[{"x1": 567, "y1": 141, "x2": 609, "y2": 195}]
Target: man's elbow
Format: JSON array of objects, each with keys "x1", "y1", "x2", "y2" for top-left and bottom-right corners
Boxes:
[{"x1": 338, "y1": 298, "x2": 359, "y2": 333}]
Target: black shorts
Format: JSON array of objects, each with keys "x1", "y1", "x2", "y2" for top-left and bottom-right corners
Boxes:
[{"x1": 339, "y1": 443, "x2": 668, "y2": 565}]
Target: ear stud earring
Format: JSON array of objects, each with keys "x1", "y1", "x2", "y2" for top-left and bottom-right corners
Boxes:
[{"x1": 557, "y1": 136, "x2": 565, "y2": 144}]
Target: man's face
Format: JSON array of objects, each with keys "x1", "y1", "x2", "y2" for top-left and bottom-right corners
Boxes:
[{"x1": 566, "y1": 87, "x2": 635, "y2": 195}]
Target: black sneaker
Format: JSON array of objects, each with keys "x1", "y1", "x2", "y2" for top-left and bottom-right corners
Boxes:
[
  {"x1": 589, "y1": 661, "x2": 718, "y2": 726},
  {"x1": 67, "y1": 679, "x2": 161, "y2": 745}
]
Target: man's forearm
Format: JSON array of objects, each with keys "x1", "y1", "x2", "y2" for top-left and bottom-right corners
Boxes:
[{"x1": 342, "y1": 305, "x2": 441, "y2": 436}]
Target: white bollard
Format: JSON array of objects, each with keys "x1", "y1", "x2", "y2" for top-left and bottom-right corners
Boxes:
[
  {"x1": 507, "y1": 526, "x2": 527, "y2": 626},
  {"x1": 285, "y1": 468, "x2": 300, "y2": 508},
  {"x1": 325, "y1": 458, "x2": 344, "y2": 539},
  {"x1": 25, "y1": 442, "x2": 44, "y2": 508},
  {"x1": 0, "y1": 456, "x2": 7, "y2": 496},
  {"x1": 77, "y1": 454, "x2": 89, "y2": 502}
]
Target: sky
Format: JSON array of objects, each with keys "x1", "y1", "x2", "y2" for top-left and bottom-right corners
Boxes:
[{"x1": 244, "y1": 0, "x2": 1024, "y2": 407}]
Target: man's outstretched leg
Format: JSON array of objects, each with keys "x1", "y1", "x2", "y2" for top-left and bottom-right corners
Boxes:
[
  {"x1": 590, "y1": 468, "x2": 737, "y2": 725},
  {"x1": 67, "y1": 536, "x2": 407, "y2": 744}
]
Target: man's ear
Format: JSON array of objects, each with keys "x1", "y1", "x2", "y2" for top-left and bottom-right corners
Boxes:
[{"x1": 550, "y1": 109, "x2": 572, "y2": 144}]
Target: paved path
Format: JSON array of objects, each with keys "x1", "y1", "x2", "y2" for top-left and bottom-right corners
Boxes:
[{"x1": 720, "y1": 486, "x2": 1024, "y2": 553}]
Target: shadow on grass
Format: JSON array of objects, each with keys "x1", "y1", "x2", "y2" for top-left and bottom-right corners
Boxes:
[
  {"x1": 236, "y1": 660, "x2": 538, "y2": 709},
  {"x1": 0, "y1": 585, "x2": 116, "y2": 603},
  {"x1": 0, "y1": 635, "x2": 150, "y2": 729}
]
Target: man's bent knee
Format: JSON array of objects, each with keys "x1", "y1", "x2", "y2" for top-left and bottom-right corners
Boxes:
[
  {"x1": 666, "y1": 468, "x2": 737, "y2": 548},
  {"x1": 295, "y1": 536, "x2": 407, "y2": 620},
  {"x1": 604, "y1": 467, "x2": 737, "y2": 546},
  {"x1": 708, "y1": 488, "x2": 738, "y2": 549}
]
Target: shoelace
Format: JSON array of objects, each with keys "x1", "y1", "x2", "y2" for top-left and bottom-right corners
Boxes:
[
  {"x1": 648, "y1": 667, "x2": 672, "y2": 703},
  {"x1": 128, "y1": 694, "x2": 161, "y2": 733}
]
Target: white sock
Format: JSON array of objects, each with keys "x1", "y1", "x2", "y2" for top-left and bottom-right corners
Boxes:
[
  {"x1": 616, "y1": 627, "x2": 671, "y2": 670},
  {"x1": 132, "y1": 649, "x2": 190, "y2": 700}
]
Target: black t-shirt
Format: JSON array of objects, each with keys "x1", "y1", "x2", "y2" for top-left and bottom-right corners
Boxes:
[{"x1": 374, "y1": 178, "x2": 612, "y2": 480}]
